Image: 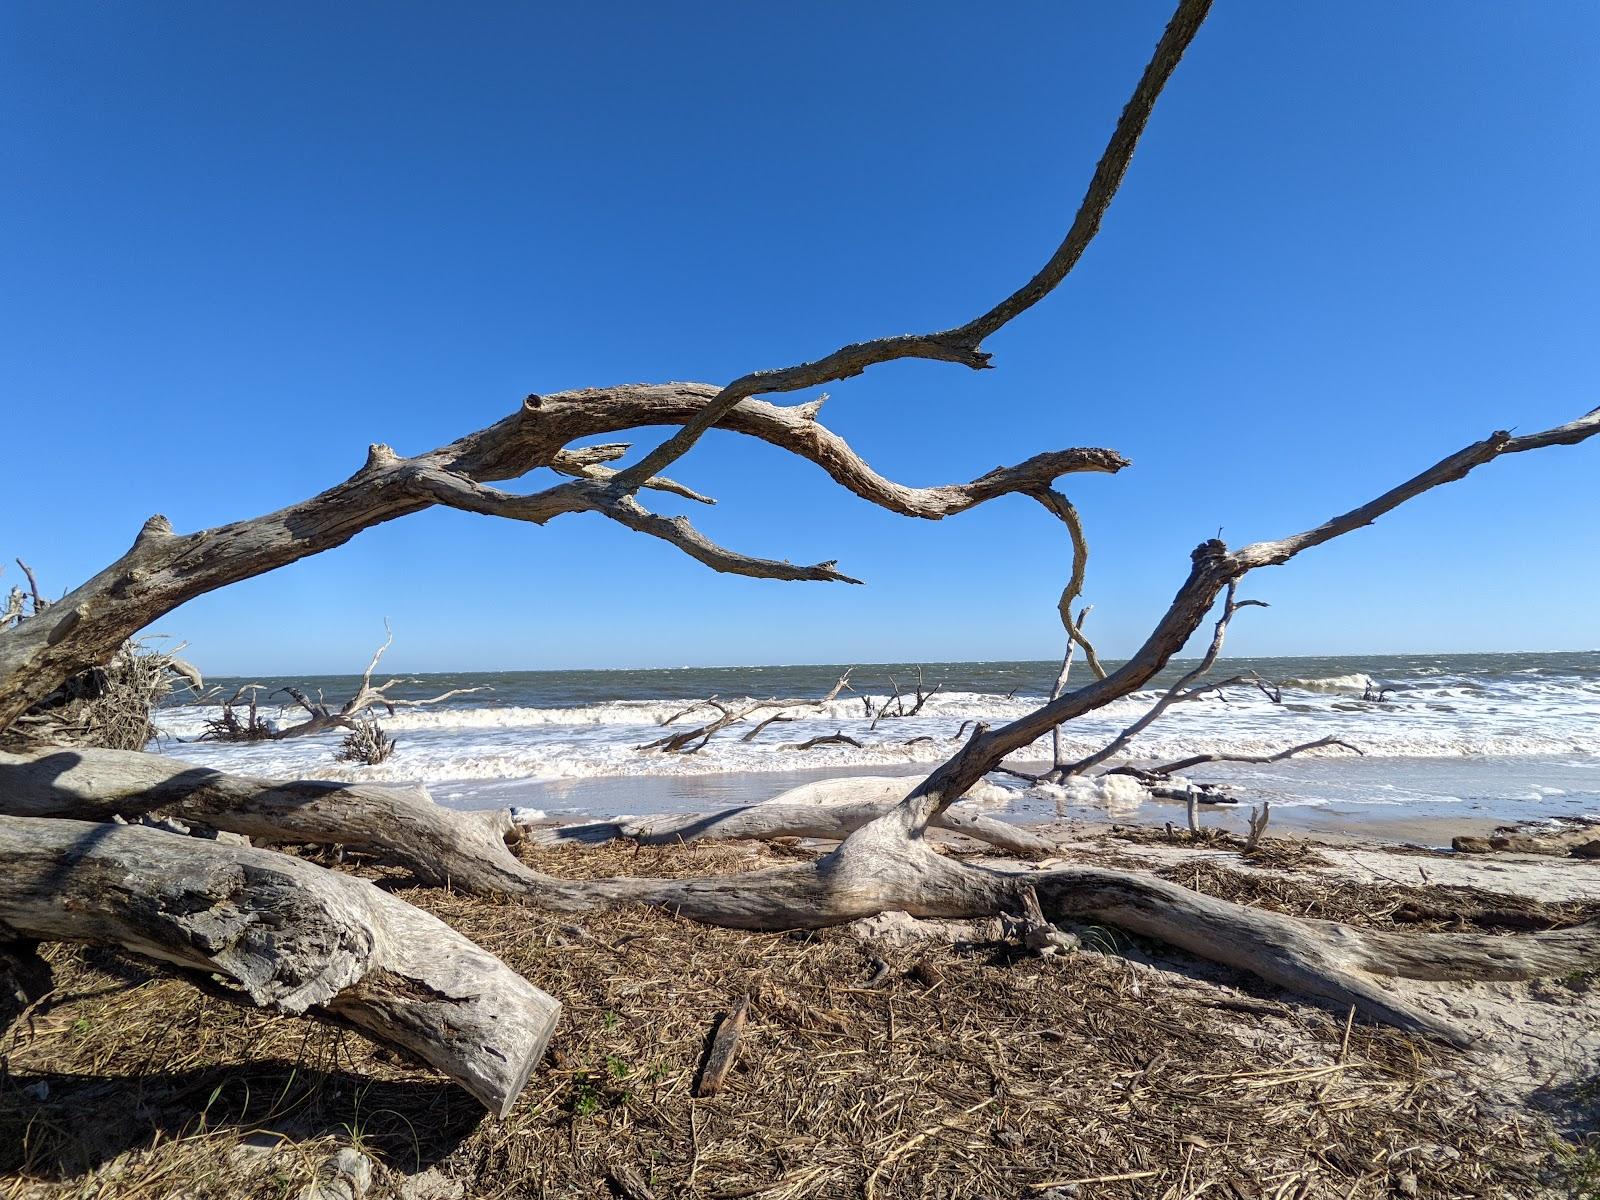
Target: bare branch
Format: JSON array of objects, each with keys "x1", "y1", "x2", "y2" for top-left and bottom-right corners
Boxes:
[
  {"x1": 610, "y1": 0, "x2": 1215, "y2": 490},
  {"x1": 0, "y1": 587, "x2": 23, "y2": 630},
  {"x1": 1111, "y1": 735, "x2": 1364, "y2": 780},
  {"x1": 1235, "y1": 407, "x2": 1600, "y2": 571},
  {"x1": 551, "y1": 442, "x2": 716, "y2": 505},
  {"x1": 784, "y1": 732, "x2": 865, "y2": 752},
  {"x1": 0, "y1": 380, "x2": 1124, "y2": 730},
  {"x1": 14, "y1": 560, "x2": 44, "y2": 613},
  {"x1": 640, "y1": 672, "x2": 855, "y2": 754},
  {"x1": 1061, "y1": 583, "x2": 1262, "y2": 777},
  {"x1": 1034, "y1": 490, "x2": 1106, "y2": 681},
  {"x1": 413, "y1": 470, "x2": 864, "y2": 585},
  {"x1": 892, "y1": 407, "x2": 1600, "y2": 829}
]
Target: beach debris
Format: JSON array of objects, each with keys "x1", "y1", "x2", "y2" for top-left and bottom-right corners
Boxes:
[
  {"x1": 693, "y1": 994, "x2": 750, "y2": 1097},
  {"x1": 640, "y1": 671, "x2": 856, "y2": 754},
  {"x1": 783, "y1": 731, "x2": 864, "y2": 751},
  {"x1": 200, "y1": 626, "x2": 485, "y2": 761},
  {"x1": 1244, "y1": 801, "x2": 1271, "y2": 852},
  {"x1": 0, "y1": 817, "x2": 561, "y2": 1117},
  {"x1": 300, "y1": 1147, "x2": 373, "y2": 1200},
  {"x1": 1, "y1": 0, "x2": 1598, "y2": 1137},
  {"x1": 0, "y1": 563, "x2": 201, "y2": 753},
  {"x1": 1004, "y1": 885, "x2": 1080, "y2": 957},
  {"x1": 604, "y1": 1164, "x2": 657, "y2": 1200},
  {"x1": 1453, "y1": 817, "x2": 1600, "y2": 858},
  {"x1": 335, "y1": 716, "x2": 397, "y2": 766},
  {"x1": 863, "y1": 955, "x2": 893, "y2": 988}
]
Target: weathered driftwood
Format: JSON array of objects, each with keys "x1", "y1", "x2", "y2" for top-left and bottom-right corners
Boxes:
[
  {"x1": 574, "y1": 776, "x2": 1056, "y2": 857},
  {"x1": 0, "y1": 747, "x2": 538, "y2": 895},
  {"x1": 8, "y1": 394, "x2": 1600, "y2": 1047},
  {"x1": 1, "y1": 0, "x2": 1598, "y2": 1078},
  {"x1": 1453, "y1": 820, "x2": 1600, "y2": 858},
  {"x1": 638, "y1": 672, "x2": 856, "y2": 755},
  {"x1": 266, "y1": 629, "x2": 485, "y2": 743},
  {"x1": 693, "y1": 994, "x2": 750, "y2": 1098},
  {"x1": 0, "y1": 816, "x2": 559, "y2": 1115},
  {"x1": 12, "y1": 743, "x2": 1594, "y2": 1042},
  {"x1": 1113, "y1": 736, "x2": 1365, "y2": 781},
  {"x1": 554, "y1": 824, "x2": 1599, "y2": 1044}
]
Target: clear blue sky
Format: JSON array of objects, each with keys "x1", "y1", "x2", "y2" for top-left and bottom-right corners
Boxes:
[{"x1": 4, "y1": 3, "x2": 1597, "y2": 675}]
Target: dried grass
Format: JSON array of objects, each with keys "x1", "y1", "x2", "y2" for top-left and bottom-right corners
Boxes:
[{"x1": 1, "y1": 841, "x2": 1593, "y2": 1199}]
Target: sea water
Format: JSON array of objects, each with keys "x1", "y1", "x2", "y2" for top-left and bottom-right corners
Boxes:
[{"x1": 152, "y1": 652, "x2": 1600, "y2": 827}]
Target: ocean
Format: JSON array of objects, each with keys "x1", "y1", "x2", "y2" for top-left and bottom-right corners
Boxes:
[{"x1": 150, "y1": 652, "x2": 1600, "y2": 832}]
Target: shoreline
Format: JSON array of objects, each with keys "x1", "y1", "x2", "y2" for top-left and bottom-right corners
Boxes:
[{"x1": 433, "y1": 757, "x2": 1588, "y2": 850}]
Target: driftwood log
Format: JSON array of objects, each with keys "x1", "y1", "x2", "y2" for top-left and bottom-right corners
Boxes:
[
  {"x1": 0, "y1": 816, "x2": 558, "y2": 1116},
  {"x1": 539, "y1": 776, "x2": 1056, "y2": 857},
  {"x1": 0, "y1": 748, "x2": 535, "y2": 895}
]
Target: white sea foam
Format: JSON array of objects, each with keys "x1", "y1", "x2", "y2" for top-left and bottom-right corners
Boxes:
[
  {"x1": 1280, "y1": 672, "x2": 1377, "y2": 695},
  {"x1": 152, "y1": 675, "x2": 1599, "y2": 788}
]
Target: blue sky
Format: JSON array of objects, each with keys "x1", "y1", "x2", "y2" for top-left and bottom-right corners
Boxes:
[{"x1": 4, "y1": 3, "x2": 1597, "y2": 674}]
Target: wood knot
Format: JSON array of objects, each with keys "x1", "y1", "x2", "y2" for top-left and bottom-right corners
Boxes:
[
  {"x1": 364, "y1": 443, "x2": 399, "y2": 471},
  {"x1": 131, "y1": 514, "x2": 175, "y2": 550}
]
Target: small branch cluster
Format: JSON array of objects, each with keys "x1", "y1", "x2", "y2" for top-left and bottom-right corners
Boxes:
[
  {"x1": 197, "y1": 628, "x2": 482, "y2": 766},
  {"x1": 860, "y1": 667, "x2": 941, "y2": 730},
  {"x1": 1, "y1": 562, "x2": 203, "y2": 753},
  {"x1": 335, "y1": 718, "x2": 397, "y2": 766},
  {"x1": 638, "y1": 672, "x2": 856, "y2": 754}
]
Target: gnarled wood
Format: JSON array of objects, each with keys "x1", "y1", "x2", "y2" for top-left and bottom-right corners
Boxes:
[
  {"x1": 0, "y1": 0, "x2": 1205, "y2": 730},
  {"x1": 0, "y1": 816, "x2": 559, "y2": 1115}
]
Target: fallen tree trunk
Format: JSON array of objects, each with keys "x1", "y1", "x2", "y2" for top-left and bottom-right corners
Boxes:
[
  {"x1": 0, "y1": 747, "x2": 536, "y2": 895},
  {"x1": 0, "y1": 815, "x2": 559, "y2": 1116},
  {"x1": 555, "y1": 775, "x2": 1055, "y2": 857},
  {"x1": 560, "y1": 829, "x2": 1600, "y2": 1043}
]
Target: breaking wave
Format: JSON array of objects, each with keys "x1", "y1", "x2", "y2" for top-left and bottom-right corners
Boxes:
[{"x1": 152, "y1": 654, "x2": 1600, "y2": 787}]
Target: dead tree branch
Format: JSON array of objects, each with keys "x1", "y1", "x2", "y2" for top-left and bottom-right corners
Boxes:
[
  {"x1": 1113, "y1": 735, "x2": 1366, "y2": 780},
  {"x1": 0, "y1": 0, "x2": 1194, "y2": 728},
  {"x1": 1056, "y1": 584, "x2": 1265, "y2": 779},
  {"x1": 200, "y1": 629, "x2": 483, "y2": 748},
  {"x1": 883, "y1": 405, "x2": 1600, "y2": 841},
  {"x1": 638, "y1": 672, "x2": 854, "y2": 754},
  {"x1": 605, "y1": 0, "x2": 1214, "y2": 492}
]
